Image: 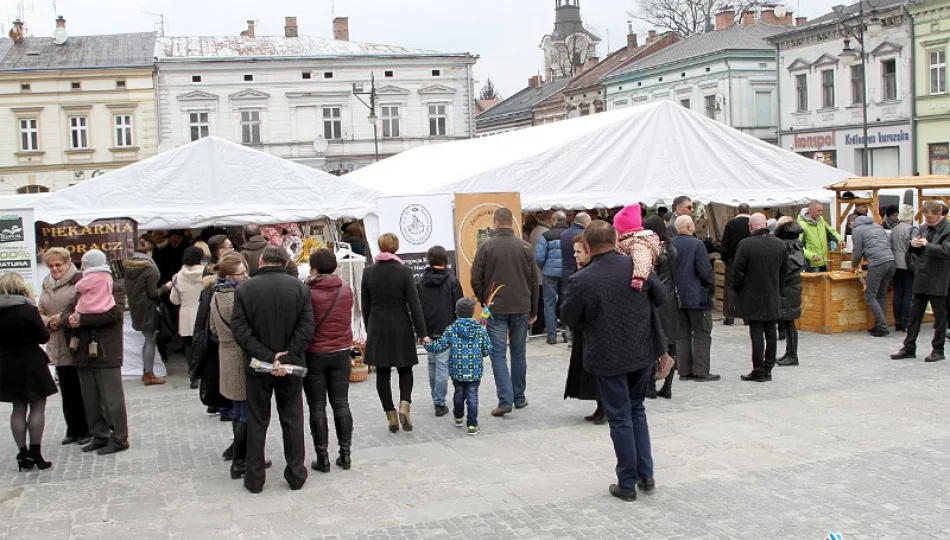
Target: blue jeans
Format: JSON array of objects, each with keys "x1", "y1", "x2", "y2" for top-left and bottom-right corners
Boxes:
[
  {"x1": 487, "y1": 313, "x2": 529, "y2": 409},
  {"x1": 453, "y1": 380, "x2": 480, "y2": 427},
  {"x1": 427, "y1": 349, "x2": 450, "y2": 407},
  {"x1": 542, "y1": 275, "x2": 565, "y2": 339},
  {"x1": 596, "y1": 365, "x2": 654, "y2": 492}
]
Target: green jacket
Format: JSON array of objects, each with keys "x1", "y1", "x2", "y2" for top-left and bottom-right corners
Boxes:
[{"x1": 797, "y1": 211, "x2": 841, "y2": 268}]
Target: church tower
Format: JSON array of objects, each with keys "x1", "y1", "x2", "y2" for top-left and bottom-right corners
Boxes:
[{"x1": 540, "y1": 0, "x2": 601, "y2": 81}]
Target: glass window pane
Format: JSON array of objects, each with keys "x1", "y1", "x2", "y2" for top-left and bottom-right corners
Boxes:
[
  {"x1": 429, "y1": 118, "x2": 437, "y2": 135},
  {"x1": 392, "y1": 119, "x2": 400, "y2": 137}
]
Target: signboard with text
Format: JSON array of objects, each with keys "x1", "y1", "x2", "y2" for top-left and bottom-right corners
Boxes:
[
  {"x1": 36, "y1": 219, "x2": 137, "y2": 265},
  {"x1": 0, "y1": 208, "x2": 38, "y2": 295},
  {"x1": 376, "y1": 195, "x2": 456, "y2": 282},
  {"x1": 453, "y1": 192, "x2": 523, "y2": 301}
]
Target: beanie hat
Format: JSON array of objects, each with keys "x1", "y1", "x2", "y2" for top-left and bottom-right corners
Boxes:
[
  {"x1": 456, "y1": 297, "x2": 477, "y2": 318},
  {"x1": 613, "y1": 204, "x2": 642, "y2": 235},
  {"x1": 81, "y1": 249, "x2": 108, "y2": 270}
]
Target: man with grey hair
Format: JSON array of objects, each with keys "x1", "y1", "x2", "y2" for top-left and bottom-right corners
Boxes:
[
  {"x1": 670, "y1": 215, "x2": 719, "y2": 382},
  {"x1": 561, "y1": 212, "x2": 592, "y2": 280},
  {"x1": 536, "y1": 210, "x2": 571, "y2": 344}
]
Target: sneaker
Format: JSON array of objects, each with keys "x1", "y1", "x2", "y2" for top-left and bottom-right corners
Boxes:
[
  {"x1": 206, "y1": 407, "x2": 219, "y2": 416},
  {"x1": 514, "y1": 400, "x2": 529, "y2": 409},
  {"x1": 546, "y1": 337, "x2": 558, "y2": 345},
  {"x1": 455, "y1": 417, "x2": 464, "y2": 427},
  {"x1": 467, "y1": 425, "x2": 480, "y2": 436}
]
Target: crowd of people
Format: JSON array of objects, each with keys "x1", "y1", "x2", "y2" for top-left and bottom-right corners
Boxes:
[{"x1": 2, "y1": 197, "x2": 945, "y2": 501}]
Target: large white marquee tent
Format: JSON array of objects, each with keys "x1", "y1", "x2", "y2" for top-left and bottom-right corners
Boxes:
[
  {"x1": 32, "y1": 137, "x2": 381, "y2": 228},
  {"x1": 347, "y1": 100, "x2": 851, "y2": 209}
]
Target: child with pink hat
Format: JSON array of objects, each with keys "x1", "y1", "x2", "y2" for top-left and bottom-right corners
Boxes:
[{"x1": 614, "y1": 204, "x2": 661, "y2": 291}]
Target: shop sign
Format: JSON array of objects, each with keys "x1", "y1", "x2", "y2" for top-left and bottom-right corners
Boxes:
[
  {"x1": 793, "y1": 133, "x2": 835, "y2": 150},
  {"x1": 0, "y1": 209, "x2": 38, "y2": 295},
  {"x1": 36, "y1": 219, "x2": 137, "y2": 264},
  {"x1": 844, "y1": 130, "x2": 910, "y2": 146}
]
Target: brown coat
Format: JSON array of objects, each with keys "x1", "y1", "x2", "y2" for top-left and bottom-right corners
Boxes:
[
  {"x1": 64, "y1": 279, "x2": 127, "y2": 369},
  {"x1": 209, "y1": 287, "x2": 247, "y2": 401},
  {"x1": 38, "y1": 266, "x2": 82, "y2": 367}
]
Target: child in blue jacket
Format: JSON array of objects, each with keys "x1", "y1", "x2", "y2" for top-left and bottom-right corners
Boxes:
[{"x1": 424, "y1": 298, "x2": 491, "y2": 435}]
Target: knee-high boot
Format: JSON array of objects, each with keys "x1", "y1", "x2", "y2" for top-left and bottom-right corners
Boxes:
[
  {"x1": 230, "y1": 422, "x2": 248, "y2": 480},
  {"x1": 657, "y1": 368, "x2": 675, "y2": 399},
  {"x1": 334, "y1": 411, "x2": 353, "y2": 470},
  {"x1": 310, "y1": 413, "x2": 330, "y2": 473}
]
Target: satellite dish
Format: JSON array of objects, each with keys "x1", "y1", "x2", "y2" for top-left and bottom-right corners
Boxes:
[
  {"x1": 773, "y1": 4, "x2": 787, "y2": 17},
  {"x1": 313, "y1": 136, "x2": 329, "y2": 154},
  {"x1": 53, "y1": 28, "x2": 68, "y2": 45}
]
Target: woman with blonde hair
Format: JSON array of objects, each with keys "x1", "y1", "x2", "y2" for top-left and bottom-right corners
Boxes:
[
  {"x1": 0, "y1": 273, "x2": 58, "y2": 471},
  {"x1": 38, "y1": 248, "x2": 90, "y2": 446},
  {"x1": 361, "y1": 233, "x2": 427, "y2": 432}
]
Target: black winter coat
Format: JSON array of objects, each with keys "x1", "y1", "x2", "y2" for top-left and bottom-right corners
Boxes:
[
  {"x1": 654, "y1": 242, "x2": 684, "y2": 344},
  {"x1": 417, "y1": 267, "x2": 463, "y2": 338},
  {"x1": 362, "y1": 260, "x2": 427, "y2": 368},
  {"x1": 562, "y1": 252, "x2": 668, "y2": 377},
  {"x1": 732, "y1": 230, "x2": 788, "y2": 322},
  {"x1": 670, "y1": 234, "x2": 714, "y2": 310},
  {"x1": 909, "y1": 218, "x2": 950, "y2": 296},
  {"x1": 560, "y1": 224, "x2": 584, "y2": 280},
  {"x1": 776, "y1": 221, "x2": 806, "y2": 321},
  {"x1": 123, "y1": 254, "x2": 162, "y2": 333},
  {"x1": 232, "y1": 266, "x2": 315, "y2": 367},
  {"x1": 720, "y1": 215, "x2": 751, "y2": 264},
  {"x1": 0, "y1": 296, "x2": 57, "y2": 403}
]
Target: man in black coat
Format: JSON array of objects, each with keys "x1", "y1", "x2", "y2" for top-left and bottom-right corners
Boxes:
[
  {"x1": 232, "y1": 246, "x2": 315, "y2": 494},
  {"x1": 892, "y1": 201, "x2": 950, "y2": 363},
  {"x1": 719, "y1": 203, "x2": 751, "y2": 325},
  {"x1": 562, "y1": 221, "x2": 670, "y2": 503},
  {"x1": 732, "y1": 213, "x2": 787, "y2": 382}
]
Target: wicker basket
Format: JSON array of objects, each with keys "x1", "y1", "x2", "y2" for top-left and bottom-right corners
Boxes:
[{"x1": 349, "y1": 364, "x2": 369, "y2": 383}]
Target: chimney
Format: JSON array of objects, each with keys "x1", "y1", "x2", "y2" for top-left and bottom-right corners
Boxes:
[
  {"x1": 741, "y1": 11, "x2": 755, "y2": 26},
  {"x1": 795, "y1": 16, "x2": 808, "y2": 26},
  {"x1": 626, "y1": 21, "x2": 638, "y2": 49},
  {"x1": 585, "y1": 56, "x2": 600, "y2": 70},
  {"x1": 284, "y1": 16, "x2": 298, "y2": 38},
  {"x1": 715, "y1": 8, "x2": 735, "y2": 30},
  {"x1": 646, "y1": 29, "x2": 658, "y2": 44},
  {"x1": 241, "y1": 20, "x2": 256, "y2": 38},
  {"x1": 528, "y1": 75, "x2": 540, "y2": 89},
  {"x1": 333, "y1": 17, "x2": 349, "y2": 41},
  {"x1": 8, "y1": 18, "x2": 25, "y2": 43}
]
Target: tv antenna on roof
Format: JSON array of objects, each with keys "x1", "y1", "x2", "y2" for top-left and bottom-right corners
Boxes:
[{"x1": 143, "y1": 11, "x2": 165, "y2": 37}]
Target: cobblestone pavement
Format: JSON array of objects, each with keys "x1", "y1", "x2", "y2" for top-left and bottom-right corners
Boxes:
[{"x1": 3, "y1": 322, "x2": 950, "y2": 539}]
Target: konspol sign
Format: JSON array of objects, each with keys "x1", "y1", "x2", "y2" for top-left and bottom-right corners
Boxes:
[
  {"x1": 793, "y1": 133, "x2": 835, "y2": 150},
  {"x1": 36, "y1": 219, "x2": 137, "y2": 264}
]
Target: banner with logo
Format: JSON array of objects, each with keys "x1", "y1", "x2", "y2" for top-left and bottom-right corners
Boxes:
[
  {"x1": 376, "y1": 195, "x2": 455, "y2": 281},
  {"x1": 453, "y1": 192, "x2": 523, "y2": 300},
  {"x1": 35, "y1": 219, "x2": 137, "y2": 266},
  {"x1": 0, "y1": 208, "x2": 38, "y2": 296}
]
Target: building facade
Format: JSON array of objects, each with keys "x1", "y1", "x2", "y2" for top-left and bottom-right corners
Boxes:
[
  {"x1": 603, "y1": 11, "x2": 793, "y2": 144},
  {"x1": 0, "y1": 24, "x2": 157, "y2": 195},
  {"x1": 155, "y1": 18, "x2": 477, "y2": 175},
  {"x1": 771, "y1": 0, "x2": 913, "y2": 176},
  {"x1": 541, "y1": 0, "x2": 600, "y2": 81},
  {"x1": 475, "y1": 76, "x2": 568, "y2": 136},
  {"x1": 910, "y1": 0, "x2": 950, "y2": 175}
]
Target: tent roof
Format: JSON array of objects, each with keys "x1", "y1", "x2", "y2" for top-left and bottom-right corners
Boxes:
[
  {"x1": 32, "y1": 137, "x2": 380, "y2": 228},
  {"x1": 0, "y1": 193, "x2": 49, "y2": 210},
  {"x1": 827, "y1": 175, "x2": 950, "y2": 191},
  {"x1": 347, "y1": 101, "x2": 850, "y2": 210}
]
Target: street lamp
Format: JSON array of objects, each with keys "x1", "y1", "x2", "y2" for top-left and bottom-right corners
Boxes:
[
  {"x1": 835, "y1": 0, "x2": 881, "y2": 176},
  {"x1": 352, "y1": 73, "x2": 380, "y2": 163}
]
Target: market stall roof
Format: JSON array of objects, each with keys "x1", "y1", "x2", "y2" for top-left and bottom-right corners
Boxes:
[
  {"x1": 826, "y1": 175, "x2": 950, "y2": 191},
  {"x1": 348, "y1": 100, "x2": 851, "y2": 210},
  {"x1": 0, "y1": 193, "x2": 49, "y2": 210},
  {"x1": 32, "y1": 137, "x2": 380, "y2": 228}
]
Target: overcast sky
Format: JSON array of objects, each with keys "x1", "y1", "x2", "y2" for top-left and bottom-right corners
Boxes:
[{"x1": 4, "y1": 0, "x2": 846, "y2": 98}]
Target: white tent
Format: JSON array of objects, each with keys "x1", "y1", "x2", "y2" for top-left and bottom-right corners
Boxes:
[
  {"x1": 0, "y1": 193, "x2": 49, "y2": 210},
  {"x1": 32, "y1": 137, "x2": 381, "y2": 228},
  {"x1": 347, "y1": 100, "x2": 851, "y2": 209}
]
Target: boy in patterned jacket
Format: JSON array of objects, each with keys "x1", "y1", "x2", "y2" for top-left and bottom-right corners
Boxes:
[{"x1": 424, "y1": 298, "x2": 492, "y2": 435}]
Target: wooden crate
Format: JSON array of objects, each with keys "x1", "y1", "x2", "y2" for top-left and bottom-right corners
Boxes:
[
  {"x1": 714, "y1": 259, "x2": 726, "y2": 312},
  {"x1": 799, "y1": 271, "x2": 928, "y2": 334}
]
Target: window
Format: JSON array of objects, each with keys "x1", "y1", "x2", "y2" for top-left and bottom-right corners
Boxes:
[
  {"x1": 384, "y1": 70, "x2": 394, "y2": 78},
  {"x1": 381, "y1": 105, "x2": 400, "y2": 138},
  {"x1": 323, "y1": 107, "x2": 342, "y2": 140},
  {"x1": 188, "y1": 111, "x2": 210, "y2": 141},
  {"x1": 302, "y1": 72, "x2": 312, "y2": 80},
  {"x1": 856, "y1": 146, "x2": 900, "y2": 176},
  {"x1": 244, "y1": 74, "x2": 254, "y2": 82},
  {"x1": 17, "y1": 185, "x2": 49, "y2": 194},
  {"x1": 931, "y1": 50, "x2": 947, "y2": 95},
  {"x1": 240, "y1": 110, "x2": 261, "y2": 144},
  {"x1": 324, "y1": 72, "x2": 334, "y2": 79},
  {"x1": 192, "y1": 75, "x2": 202, "y2": 83},
  {"x1": 20, "y1": 83, "x2": 30, "y2": 92},
  {"x1": 850, "y1": 65, "x2": 865, "y2": 105},
  {"x1": 754, "y1": 91, "x2": 772, "y2": 126},
  {"x1": 881, "y1": 59, "x2": 897, "y2": 101},
  {"x1": 114, "y1": 115, "x2": 133, "y2": 147},
  {"x1": 18, "y1": 118, "x2": 39, "y2": 151},
  {"x1": 821, "y1": 69, "x2": 835, "y2": 108},
  {"x1": 116, "y1": 80, "x2": 126, "y2": 88},
  {"x1": 679, "y1": 98, "x2": 690, "y2": 109},
  {"x1": 431, "y1": 69, "x2": 441, "y2": 77},
  {"x1": 795, "y1": 73, "x2": 808, "y2": 112},
  {"x1": 428, "y1": 104, "x2": 447, "y2": 136},
  {"x1": 614, "y1": 99, "x2": 629, "y2": 109},
  {"x1": 930, "y1": 143, "x2": 949, "y2": 174},
  {"x1": 704, "y1": 95, "x2": 716, "y2": 119},
  {"x1": 69, "y1": 116, "x2": 89, "y2": 149},
  {"x1": 70, "y1": 81, "x2": 80, "y2": 90}
]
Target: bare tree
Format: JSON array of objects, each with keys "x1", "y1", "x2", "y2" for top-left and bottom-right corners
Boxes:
[
  {"x1": 629, "y1": 0, "x2": 760, "y2": 38},
  {"x1": 548, "y1": 34, "x2": 594, "y2": 79},
  {"x1": 479, "y1": 78, "x2": 501, "y2": 100}
]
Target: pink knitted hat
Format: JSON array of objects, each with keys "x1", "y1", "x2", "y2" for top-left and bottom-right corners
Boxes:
[{"x1": 613, "y1": 204, "x2": 642, "y2": 235}]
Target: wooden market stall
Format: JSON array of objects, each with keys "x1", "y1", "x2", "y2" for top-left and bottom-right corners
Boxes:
[{"x1": 799, "y1": 176, "x2": 950, "y2": 334}]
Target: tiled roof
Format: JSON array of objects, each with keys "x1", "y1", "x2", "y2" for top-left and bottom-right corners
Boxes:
[
  {"x1": 474, "y1": 99, "x2": 501, "y2": 114},
  {"x1": 155, "y1": 36, "x2": 465, "y2": 60},
  {"x1": 565, "y1": 34, "x2": 679, "y2": 93},
  {"x1": 476, "y1": 78, "x2": 570, "y2": 125},
  {"x1": 611, "y1": 24, "x2": 787, "y2": 78},
  {"x1": 0, "y1": 32, "x2": 156, "y2": 71}
]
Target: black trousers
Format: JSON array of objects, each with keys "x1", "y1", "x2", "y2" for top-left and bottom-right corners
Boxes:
[
  {"x1": 56, "y1": 366, "x2": 88, "y2": 438},
  {"x1": 244, "y1": 372, "x2": 307, "y2": 491},
  {"x1": 749, "y1": 321, "x2": 777, "y2": 374},
  {"x1": 303, "y1": 351, "x2": 351, "y2": 416},
  {"x1": 376, "y1": 366, "x2": 413, "y2": 412},
  {"x1": 903, "y1": 294, "x2": 948, "y2": 355}
]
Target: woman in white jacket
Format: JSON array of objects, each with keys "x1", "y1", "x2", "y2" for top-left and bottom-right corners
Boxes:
[{"x1": 171, "y1": 247, "x2": 208, "y2": 362}]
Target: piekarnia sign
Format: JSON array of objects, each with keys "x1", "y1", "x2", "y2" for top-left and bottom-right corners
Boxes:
[{"x1": 36, "y1": 219, "x2": 137, "y2": 263}]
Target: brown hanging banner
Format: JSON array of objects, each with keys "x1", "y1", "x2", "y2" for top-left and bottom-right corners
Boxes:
[
  {"x1": 35, "y1": 218, "x2": 138, "y2": 265},
  {"x1": 453, "y1": 192, "x2": 523, "y2": 300}
]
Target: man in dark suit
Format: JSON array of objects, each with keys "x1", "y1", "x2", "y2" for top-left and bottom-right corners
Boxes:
[
  {"x1": 232, "y1": 246, "x2": 315, "y2": 494},
  {"x1": 562, "y1": 221, "x2": 671, "y2": 502},
  {"x1": 732, "y1": 213, "x2": 788, "y2": 382},
  {"x1": 719, "y1": 203, "x2": 751, "y2": 326}
]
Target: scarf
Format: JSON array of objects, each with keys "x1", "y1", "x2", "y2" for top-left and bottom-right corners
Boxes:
[
  {"x1": 375, "y1": 252, "x2": 404, "y2": 264},
  {"x1": 45, "y1": 263, "x2": 79, "y2": 292},
  {"x1": 214, "y1": 277, "x2": 239, "y2": 292}
]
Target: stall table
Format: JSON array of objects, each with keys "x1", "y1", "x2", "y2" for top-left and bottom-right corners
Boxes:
[{"x1": 799, "y1": 271, "x2": 930, "y2": 334}]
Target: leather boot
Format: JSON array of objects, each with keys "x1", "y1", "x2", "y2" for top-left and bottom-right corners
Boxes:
[
  {"x1": 777, "y1": 327, "x2": 799, "y2": 366},
  {"x1": 230, "y1": 422, "x2": 248, "y2": 480},
  {"x1": 645, "y1": 384, "x2": 658, "y2": 399},
  {"x1": 142, "y1": 372, "x2": 166, "y2": 386},
  {"x1": 657, "y1": 369, "x2": 674, "y2": 399},
  {"x1": 310, "y1": 413, "x2": 330, "y2": 473},
  {"x1": 28, "y1": 445, "x2": 52, "y2": 470},
  {"x1": 334, "y1": 412, "x2": 353, "y2": 470},
  {"x1": 399, "y1": 401, "x2": 413, "y2": 432},
  {"x1": 386, "y1": 411, "x2": 399, "y2": 433}
]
